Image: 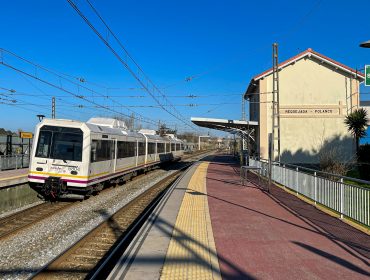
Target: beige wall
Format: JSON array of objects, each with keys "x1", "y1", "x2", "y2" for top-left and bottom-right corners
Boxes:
[
  {"x1": 259, "y1": 78, "x2": 268, "y2": 159},
  {"x1": 257, "y1": 57, "x2": 360, "y2": 163}
]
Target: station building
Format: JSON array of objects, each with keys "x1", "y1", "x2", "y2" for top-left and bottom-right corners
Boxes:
[{"x1": 244, "y1": 48, "x2": 365, "y2": 164}]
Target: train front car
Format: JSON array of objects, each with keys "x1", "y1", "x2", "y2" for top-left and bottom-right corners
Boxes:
[{"x1": 29, "y1": 119, "x2": 89, "y2": 200}]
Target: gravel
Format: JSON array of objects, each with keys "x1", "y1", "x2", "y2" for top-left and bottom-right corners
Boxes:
[{"x1": 0, "y1": 168, "x2": 176, "y2": 280}]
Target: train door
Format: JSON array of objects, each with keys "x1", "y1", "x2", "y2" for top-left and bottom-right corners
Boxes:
[
  {"x1": 135, "y1": 139, "x2": 138, "y2": 167},
  {"x1": 155, "y1": 141, "x2": 157, "y2": 162},
  {"x1": 113, "y1": 139, "x2": 117, "y2": 172},
  {"x1": 110, "y1": 139, "x2": 116, "y2": 173}
]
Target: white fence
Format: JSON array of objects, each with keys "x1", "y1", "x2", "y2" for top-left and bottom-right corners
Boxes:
[{"x1": 249, "y1": 158, "x2": 370, "y2": 227}]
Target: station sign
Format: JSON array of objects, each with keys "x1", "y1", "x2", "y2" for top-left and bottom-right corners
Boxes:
[
  {"x1": 366, "y1": 65, "x2": 370, "y2": 86},
  {"x1": 20, "y1": 132, "x2": 33, "y2": 139}
]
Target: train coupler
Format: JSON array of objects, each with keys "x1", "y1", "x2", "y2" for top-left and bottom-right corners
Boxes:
[{"x1": 42, "y1": 177, "x2": 66, "y2": 200}]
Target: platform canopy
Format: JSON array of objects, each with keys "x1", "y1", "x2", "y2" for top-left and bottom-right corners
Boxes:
[
  {"x1": 191, "y1": 117, "x2": 258, "y2": 131},
  {"x1": 191, "y1": 117, "x2": 258, "y2": 142}
]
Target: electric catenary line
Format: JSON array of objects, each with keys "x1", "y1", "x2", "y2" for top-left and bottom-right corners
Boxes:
[{"x1": 66, "y1": 0, "x2": 198, "y2": 131}]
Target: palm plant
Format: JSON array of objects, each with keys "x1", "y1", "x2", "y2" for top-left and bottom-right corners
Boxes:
[{"x1": 344, "y1": 108, "x2": 369, "y2": 156}]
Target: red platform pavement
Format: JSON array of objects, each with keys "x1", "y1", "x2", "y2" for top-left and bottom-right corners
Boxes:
[{"x1": 206, "y1": 155, "x2": 370, "y2": 280}]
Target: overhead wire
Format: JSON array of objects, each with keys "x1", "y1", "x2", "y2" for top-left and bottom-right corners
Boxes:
[
  {"x1": 66, "y1": 0, "x2": 198, "y2": 131},
  {"x1": 0, "y1": 49, "x2": 157, "y2": 124},
  {"x1": 0, "y1": 49, "x2": 163, "y2": 127},
  {"x1": 0, "y1": 87, "x2": 90, "y2": 120},
  {"x1": 0, "y1": 59, "x2": 161, "y2": 127},
  {"x1": 159, "y1": 0, "x2": 324, "y2": 100},
  {"x1": 15, "y1": 74, "x2": 101, "y2": 119},
  {"x1": 61, "y1": 102, "x2": 240, "y2": 108}
]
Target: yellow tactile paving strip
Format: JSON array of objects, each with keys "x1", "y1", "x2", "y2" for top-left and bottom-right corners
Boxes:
[{"x1": 160, "y1": 162, "x2": 221, "y2": 280}]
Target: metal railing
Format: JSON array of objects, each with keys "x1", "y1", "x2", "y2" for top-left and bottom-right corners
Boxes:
[
  {"x1": 0, "y1": 155, "x2": 30, "y2": 171},
  {"x1": 249, "y1": 158, "x2": 370, "y2": 227}
]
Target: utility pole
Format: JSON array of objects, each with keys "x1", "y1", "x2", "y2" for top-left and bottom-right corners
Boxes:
[
  {"x1": 241, "y1": 94, "x2": 246, "y2": 121},
  {"x1": 272, "y1": 43, "x2": 281, "y2": 162},
  {"x1": 268, "y1": 43, "x2": 281, "y2": 193},
  {"x1": 130, "y1": 113, "x2": 135, "y2": 130},
  {"x1": 52, "y1": 96, "x2": 56, "y2": 119}
]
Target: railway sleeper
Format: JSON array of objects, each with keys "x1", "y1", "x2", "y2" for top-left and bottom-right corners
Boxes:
[
  {"x1": 71, "y1": 254, "x2": 104, "y2": 263},
  {"x1": 75, "y1": 248, "x2": 107, "y2": 257}
]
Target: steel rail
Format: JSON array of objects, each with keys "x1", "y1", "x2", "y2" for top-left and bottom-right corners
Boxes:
[
  {"x1": 0, "y1": 151, "x2": 210, "y2": 242},
  {"x1": 0, "y1": 202, "x2": 73, "y2": 240},
  {"x1": 32, "y1": 163, "x2": 194, "y2": 279}
]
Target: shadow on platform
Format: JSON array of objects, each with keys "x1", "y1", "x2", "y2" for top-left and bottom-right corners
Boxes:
[
  {"x1": 123, "y1": 215, "x2": 256, "y2": 279},
  {"x1": 208, "y1": 154, "x2": 370, "y2": 266},
  {"x1": 292, "y1": 241, "x2": 370, "y2": 276}
]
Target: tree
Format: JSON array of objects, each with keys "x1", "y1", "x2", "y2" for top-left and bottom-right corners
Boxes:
[
  {"x1": 157, "y1": 124, "x2": 177, "y2": 136},
  {"x1": 344, "y1": 108, "x2": 368, "y2": 156}
]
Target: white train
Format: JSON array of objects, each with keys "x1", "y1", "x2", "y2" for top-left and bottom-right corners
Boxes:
[{"x1": 28, "y1": 118, "x2": 184, "y2": 199}]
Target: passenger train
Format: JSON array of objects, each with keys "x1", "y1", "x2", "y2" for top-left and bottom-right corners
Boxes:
[{"x1": 28, "y1": 118, "x2": 184, "y2": 199}]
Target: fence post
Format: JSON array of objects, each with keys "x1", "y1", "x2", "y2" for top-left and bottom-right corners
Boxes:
[
  {"x1": 296, "y1": 167, "x2": 299, "y2": 195},
  {"x1": 340, "y1": 178, "x2": 344, "y2": 219},
  {"x1": 314, "y1": 172, "x2": 317, "y2": 205},
  {"x1": 15, "y1": 155, "x2": 18, "y2": 170},
  {"x1": 0, "y1": 155, "x2": 2, "y2": 171}
]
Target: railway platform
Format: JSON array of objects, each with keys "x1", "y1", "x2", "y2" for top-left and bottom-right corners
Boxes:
[
  {"x1": 108, "y1": 154, "x2": 370, "y2": 280},
  {"x1": 0, "y1": 168, "x2": 28, "y2": 189}
]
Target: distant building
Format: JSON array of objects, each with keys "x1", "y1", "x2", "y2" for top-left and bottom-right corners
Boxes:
[{"x1": 244, "y1": 48, "x2": 365, "y2": 164}]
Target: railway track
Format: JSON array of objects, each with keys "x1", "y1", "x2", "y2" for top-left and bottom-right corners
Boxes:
[
  {"x1": 0, "y1": 202, "x2": 72, "y2": 240},
  {"x1": 0, "y1": 151, "x2": 210, "y2": 244},
  {"x1": 32, "y1": 164, "x2": 190, "y2": 280}
]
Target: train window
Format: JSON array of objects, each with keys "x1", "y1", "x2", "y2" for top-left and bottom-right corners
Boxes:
[
  {"x1": 36, "y1": 126, "x2": 83, "y2": 162},
  {"x1": 91, "y1": 140, "x2": 114, "y2": 162},
  {"x1": 171, "y1": 143, "x2": 176, "y2": 151},
  {"x1": 117, "y1": 141, "x2": 136, "y2": 158},
  {"x1": 138, "y1": 142, "x2": 145, "y2": 156},
  {"x1": 157, "y1": 143, "x2": 165, "y2": 153},
  {"x1": 35, "y1": 131, "x2": 52, "y2": 158},
  {"x1": 166, "y1": 143, "x2": 170, "y2": 153},
  {"x1": 148, "y1": 143, "x2": 156, "y2": 154},
  {"x1": 51, "y1": 132, "x2": 83, "y2": 161}
]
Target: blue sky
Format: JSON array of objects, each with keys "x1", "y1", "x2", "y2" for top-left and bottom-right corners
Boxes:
[{"x1": 0, "y1": 0, "x2": 369, "y2": 139}]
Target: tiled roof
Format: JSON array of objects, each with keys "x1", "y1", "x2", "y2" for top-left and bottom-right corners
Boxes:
[{"x1": 253, "y1": 48, "x2": 365, "y2": 81}]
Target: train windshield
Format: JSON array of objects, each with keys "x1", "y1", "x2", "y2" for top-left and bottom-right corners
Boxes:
[{"x1": 35, "y1": 126, "x2": 83, "y2": 162}]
